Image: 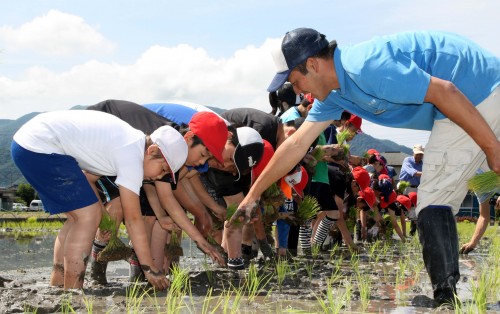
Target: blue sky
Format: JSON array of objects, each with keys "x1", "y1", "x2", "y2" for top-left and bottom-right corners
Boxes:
[{"x1": 1, "y1": 0, "x2": 498, "y2": 148}]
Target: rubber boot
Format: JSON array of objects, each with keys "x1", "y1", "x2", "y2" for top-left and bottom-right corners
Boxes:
[
  {"x1": 241, "y1": 244, "x2": 253, "y2": 265},
  {"x1": 257, "y1": 238, "x2": 276, "y2": 260},
  {"x1": 417, "y1": 206, "x2": 460, "y2": 307},
  {"x1": 409, "y1": 220, "x2": 417, "y2": 236},
  {"x1": 89, "y1": 241, "x2": 108, "y2": 285}
]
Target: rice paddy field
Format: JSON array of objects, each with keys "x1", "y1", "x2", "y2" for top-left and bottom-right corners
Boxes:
[{"x1": 0, "y1": 212, "x2": 499, "y2": 313}]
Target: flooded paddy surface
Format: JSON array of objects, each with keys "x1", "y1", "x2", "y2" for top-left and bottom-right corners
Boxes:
[{"x1": 0, "y1": 222, "x2": 499, "y2": 313}]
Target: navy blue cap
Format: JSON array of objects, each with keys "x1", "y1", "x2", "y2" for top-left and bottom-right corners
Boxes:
[
  {"x1": 267, "y1": 28, "x2": 329, "y2": 92},
  {"x1": 378, "y1": 178, "x2": 394, "y2": 202}
]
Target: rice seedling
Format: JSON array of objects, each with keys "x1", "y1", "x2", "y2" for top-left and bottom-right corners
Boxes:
[
  {"x1": 395, "y1": 258, "x2": 409, "y2": 296},
  {"x1": 261, "y1": 182, "x2": 285, "y2": 211},
  {"x1": 328, "y1": 242, "x2": 340, "y2": 260},
  {"x1": 480, "y1": 239, "x2": 500, "y2": 302},
  {"x1": 165, "y1": 230, "x2": 184, "y2": 258},
  {"x1": 221, "y1": 286, "x2": 243, "y2": 314},
  {"x1": 295, "y1": 196, "x2": 321, "y2": 225},
  {"x1": 275, "y1": 258, "x2": 290, "y2": 292},
  {"x1": 335, "y1": 129, "x2": 352, "y2": 156},
  {"x1": 58, "y1": 293, "x2": 76, "y2": 314},
  {"x1": 145, "y1": 289, "x2": 161, "y2": 314},
  {"x1": 349, "y1": 253, "x2": 360, "y2": 275},
  {"x1": 343, "y1": 278, "x2": 353, "y2": 310},
  {"x1": 165, "y1": 264, "x2": 191, "y2": 313},
  {"x1": 225, "y1": 204, "x2": 243, "y2": 226},
  {"x1": 81, "y1": 293, "x2": 95, "y2": 313},
  {"x1": 201, "y1": 258, "x2": 215, "y2": 287},
  {"x1": 310, "y1": 243, "x2": 321, "y2": 261},
  {"x1": 470, "y1": 267, "x2": 488, "y2": 313},
  {"x1": 329, "y1": 253, "x2": 343, "y2": 275},
  {"x1": 329, "y1": 262, "x2": 343, "y2": 286},
  {"x1": 201, "y1": 288, "x2": 224, "y2": 314},
  {"x1": 396, "y1": 180, "x2": 410, "y2": 194},
  {"x1": 357, "y1": 272, "x2": 372, "y2": 311},
  {"x1": 408, "y1": 254, "x2": 424, "y2": 283},
  {"x1": 97, "y1": 211, "x2": 132, "y2": 262},
  {"x1": 315, "y1": 275, "x2": 351, "y2": 314},
  {"x1": 125, "y1": 281, "x2": 150, "y2": 313},
  {"x1": 368, "y1": 240, "x2": 381, "y2": 263},
  {"x1": 245, "y1": 262, "x2": 272, "y2": 304},
  {"x1": 22, "y1": 304, "x2": 38, "y2": 314},
  {"x1": 467, "y1": 170, "x2": 499, "y2": 195},
  {"x1": 1, "y1": 219, "x2": 63, "y2": 233}
]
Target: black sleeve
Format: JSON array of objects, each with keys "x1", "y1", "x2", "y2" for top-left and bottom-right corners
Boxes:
[{"x1": 205, "y1": 168, "x2": 244, "y2": 197}]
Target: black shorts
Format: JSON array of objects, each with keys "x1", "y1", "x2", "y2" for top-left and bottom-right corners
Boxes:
[
  {"x1": 96, "y1": 176, "x2": 157, "y2": 217},
  {"x1": 309, "y1": 182, "x2": 338, "y2": 211},
  {"x1": 327, "y1": 165, "x2": 347, "y2": 199},
  {"x1": 139, "y1": 184, "x2": 156, "y2": 217},
  {"x1": 387, "y1": 203, "x2": 402, "y2": 216},
  {"x1": 95, "y1": 176, "x2": 120, "y2": 204}
]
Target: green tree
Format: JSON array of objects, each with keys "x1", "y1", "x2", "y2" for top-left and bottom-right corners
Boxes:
[{"x1": 16, "y1": 183, "x2": 36, "y2": 206}]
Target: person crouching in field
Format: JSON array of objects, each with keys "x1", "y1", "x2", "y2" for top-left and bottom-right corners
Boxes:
[{"x1": 11, "y1": 110, "x2": 187, "y2": 290}]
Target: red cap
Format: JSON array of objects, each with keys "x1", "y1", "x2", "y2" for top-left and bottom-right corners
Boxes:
[
  {"x1": 281, "y1": 165, "x2": 308, "y2": 199},
  {"x1": 352, "y1": 166, "x2": 371, "y2": 190},
  {"x1": 396, "y1": 195, "x2": 412, "y2": 211},
  {"x1": 408, "y1": 192, "x2": 418, "y2": 207},
  {"x1": 378, "y1": 174, "x2": 392, "y2": 182},
  {"x1": 251, "y1": 140, "x2": 274, "y2": 184},
  {"x1": 358, "y1": 187, "x2": 376, "y2": 209},
  {"x1": 348, "y1": 114, "x2": 362, "y2": 133},
  {"x1": 189, "y1": 112, "x2": 227, "y2": 164},
  {"x1": 367, "y1": 148, "x2": 379, "y2": 155},
  {"x1": 304, "y1": 93, "x2": 314, "y2": 104},
  {"x1": 379, "y1": 190, "x2": 397, "y2": 209}
]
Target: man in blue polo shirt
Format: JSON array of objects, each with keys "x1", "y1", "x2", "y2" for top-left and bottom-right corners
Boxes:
[
  {"x1": 399, "y1": 144, "x2": 424, "y2": 191},
  {"x1": 233, "y1": 28, "x2": 499, "y2": 307}
]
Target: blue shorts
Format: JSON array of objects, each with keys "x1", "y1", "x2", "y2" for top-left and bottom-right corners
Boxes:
[
  {"x1": 11, "y1": 141, "x2": 98, "y2": 214},
  {"x1": 276, "y1": 219, "x2": 290, "y2": 249}
]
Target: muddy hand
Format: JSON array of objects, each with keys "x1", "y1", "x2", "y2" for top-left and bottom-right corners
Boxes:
[
  {"x1": 142, "y1": 265, "x2": 169, "y2": 291},
  {"x1": 459, "y1": 242, "x2": 476, "y2": 255},
  {"x1": 227, "y1": 202, "x2": 258, "y2": 227},
  {"x1": 348, "y1": 243, "x2": 362, "y2": 253},
  {"x1": 197, "y1": 240, "x2": 226, "y2": 267}
]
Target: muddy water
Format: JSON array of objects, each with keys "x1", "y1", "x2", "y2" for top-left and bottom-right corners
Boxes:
[{"x1": 0, "y1": 231, "x2": 499, "y2": 313}]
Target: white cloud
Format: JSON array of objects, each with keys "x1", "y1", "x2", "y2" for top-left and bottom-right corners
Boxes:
[
  {"x1": 0, "y1": 39, "x2": 277, "y2": 120},
  {"x1": 0, "y1": 10, "x2": 115, "y2": 56}
]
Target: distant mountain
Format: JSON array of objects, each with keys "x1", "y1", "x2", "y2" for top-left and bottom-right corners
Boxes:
[{"x1": 0, "y1": 106, "x2": 411, "y2": 187}]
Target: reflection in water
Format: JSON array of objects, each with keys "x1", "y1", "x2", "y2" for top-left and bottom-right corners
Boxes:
[{"x1": 0, "y1": 233, "x2": 205, "y2": 272}]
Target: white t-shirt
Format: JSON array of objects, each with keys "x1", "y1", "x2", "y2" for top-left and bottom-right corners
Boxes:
[{"x1": 14, "y1": 110, "x2": 146, "y2": 195}]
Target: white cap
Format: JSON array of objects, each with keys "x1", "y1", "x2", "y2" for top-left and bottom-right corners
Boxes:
[
  {"x1": 150, "y1": 125, "x2": 188, "y2": 183},
  {"x1": 413, "y1": 144, "x2": 424, "y2": 154}
]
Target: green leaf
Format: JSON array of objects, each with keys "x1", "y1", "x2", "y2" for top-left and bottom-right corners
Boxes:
[{"x1": 467, "y1": 171, "x2": 500, "y2": 195}]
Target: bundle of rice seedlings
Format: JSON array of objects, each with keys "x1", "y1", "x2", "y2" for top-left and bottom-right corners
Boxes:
[
  {"x1": 311, "y1": 146, "x2": 325, "y2": 161},
  {"x1": 225, "y1": 203, "x2": 243, "y2": 226},
  {"x1": 467, "y1": 171, "x2": 500, "y2": 195},
  {"x1": 261, "y1": 182, "x2": 285, "y2": 209},
  {"x1": 336, "y1": 129, "x2": 352, "y2": 156},
  {"x1": 397, "y1": 181, "x2": 410, "y2": 194},
  {"x1": 296, "y1": 195, "x2": 321, "y2": 224},
  {"x1": 165, "y1": 231, "x2": 184, "y2": 257},
  {"x1": 97, "y1": 212, "x2": 133, "y2": 262},
  {"x1": 262, "y1": 203, "x2": 279, "y2": 225}
]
